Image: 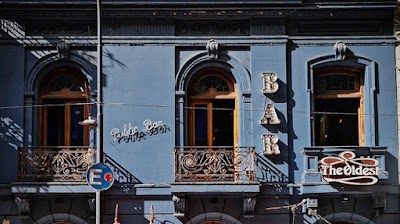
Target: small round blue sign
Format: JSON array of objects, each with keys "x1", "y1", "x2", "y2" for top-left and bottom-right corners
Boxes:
[{"x1": 86, "y1": 163, "x2": 115, "y2": 191}]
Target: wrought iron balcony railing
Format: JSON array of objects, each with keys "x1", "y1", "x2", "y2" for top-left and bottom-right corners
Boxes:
[
  {"x1": 174, "y1": 146, "x2": 257, "y2": 182},
  {"x1": 17, "y1": 146, "x2": 95, "y2": 182}
]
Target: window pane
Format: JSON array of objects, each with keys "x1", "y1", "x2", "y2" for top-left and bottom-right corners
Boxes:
[
  {"x1": 46, "y1": 102, "x2": 65, "y2": 146},
  {"x1": 70, "y1": 105, "x2": 84, "y2": 146},
  {"x1": 192, "y1": 76, "x2": 230, "y2": 94},
  {"x1": 212, "y1": 100, "x2": 234, "y2": 146},
  {"x1": 315, "y1": 75, "x2": 355, "y2": 91},
  {"x1": 48, "y1": 76, "x2": 84, "y2": 92},
  {"x1": 195, "y1": 104, "x2": 208, "y2": 146},
  {"x1": 315, "y1": 99, "x2": 359, "y2": 146}
]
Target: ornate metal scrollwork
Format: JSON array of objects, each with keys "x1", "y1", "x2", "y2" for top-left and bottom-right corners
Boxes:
[
  {"x1": 17, "y1": 147, "x2": 95, "y2": 181},
  {"x1": 174, "y1": 146, "x2": 256, "y2": 182}
]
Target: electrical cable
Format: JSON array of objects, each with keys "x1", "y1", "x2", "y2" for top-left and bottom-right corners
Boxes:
[{"x1": 0, "y1": 101, "x2": 397, "y2": 118}]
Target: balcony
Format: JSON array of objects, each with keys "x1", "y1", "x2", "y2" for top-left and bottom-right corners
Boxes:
[
  {"x1": 16, "y1": 146, "x2": 95, "y2": 182},
  {"x1": 172, "y1": 146, "x2": 259, "y2": 217},
  {"x1": 174, "y1": 146, "x2": 256, "y2": 182}
]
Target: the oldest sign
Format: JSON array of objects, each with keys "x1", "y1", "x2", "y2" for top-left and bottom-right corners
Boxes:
[{"x1": 319, "y1": 151, "x2": 379, "y2": 186}]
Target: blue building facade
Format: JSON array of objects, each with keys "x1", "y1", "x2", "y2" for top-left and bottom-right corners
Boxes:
[{"x1": 0, "y1": 1, "x2": 399, "y2": 224}]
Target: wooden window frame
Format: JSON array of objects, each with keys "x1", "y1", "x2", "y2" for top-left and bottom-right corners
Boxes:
[
  {"x1": 314, "y1": 67, "x2": 365, "y2": 146},
  {"x1": 39, "y1": 68, "x2": 90, "y2": 147},
  {"x1": 188, "y1": 68, "x2": 238, "y2": 147}
]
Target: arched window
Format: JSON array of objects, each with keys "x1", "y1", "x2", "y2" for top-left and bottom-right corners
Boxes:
[
  {"x1": 313, "y1": 66, "x2": 364, "y2": 146},
  {"x1": 188, "y1": 67, "x2": 237, "y2": 146},
  {"x1": 38, "y1": 67, "x2": 90, "y2": 146}
]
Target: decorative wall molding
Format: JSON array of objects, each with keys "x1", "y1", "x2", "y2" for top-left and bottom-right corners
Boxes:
[
  {"x1": 251, "y1": 22, "x2": 285, "y2": 35},
  {"x1": 25, "y1": 23, "x2": 95, "y2": 36},
  {"x1": 176, "y1": 22, "x2": 249, "y2": 36},
  {"x1": 394, "y1": 7, "x2": 400, "y2": 34},
  {"x1": 56, "y1": 41, "x2": 70, "y2": 59},
  {"x1": 334, "y1": 41, "x2": 347, "y2": 60},
  {"x1": 172, "y1": 195, "x2": 186, "y2": 217},
  {"x1": 103, "y1": 23, "x2": 174, "y2": 36},
  {"x1": 243, "y1": 195, "x2": 257, "y2": 218},
  {"x1": 243, "y1": 92, "x2": 252, "y2": 103},
  {"x1": 14, "y1": 197, "x2": 30, "y2": 219},
  {"x1": 206, "y1": 39, "x2": 219, "y2": 59},
  {"x1": 373, "y1": 193, "x2": 386, "y2": 209},
  {"x1": 292, "y1": 20, "x2": 383, "y2": 36},
  {"x1": 87, "y1": 198, "x2": 95, "y2": 218}
]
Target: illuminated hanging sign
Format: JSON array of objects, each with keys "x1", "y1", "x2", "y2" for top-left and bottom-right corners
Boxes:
[{"x1": 319, "y1": 151, "x2": 379, "y2": 186}]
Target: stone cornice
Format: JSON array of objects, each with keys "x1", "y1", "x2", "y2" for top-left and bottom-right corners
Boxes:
[{"x1": 0, "y1": 4, "x2": 395, "y2": 21}]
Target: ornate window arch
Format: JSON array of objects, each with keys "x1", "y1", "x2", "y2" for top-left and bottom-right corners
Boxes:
[
  {"x1": 24, "y1": 53, "x2": 95, "y2": 147},
  {"x1": 38, "y1": 66, "x2": 90, "y2": 146},
  {"x1": 312, "y1": 66, "x2": 364, "y2": 146},
  {"x1": 187, "y1": 67, "x2": 237, "y2": 147},
  {"x1": 308, "y1": 54, "x2": 376, "y2": 146}
]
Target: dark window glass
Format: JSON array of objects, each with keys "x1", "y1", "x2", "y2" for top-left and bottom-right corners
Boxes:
[
  {"x1": 315, "y1": 98, "x2": 359, "y2": 146},
  {"x1": 192, "y1": 76, "x2": 230, "y2": 94},
  {"x1": 212, "y1": 100, "x2": 234, "y2": 146},
  {"x1": 70, "y1": 105, "x2": 84, "y2": 146},
  {"x1": 315, "y1": 74, "x2": 355, "y2": 91},
  {"x1": 46, "y1": 100, "x2": 65, "y2": 146},
  {"x1": 48, "y1": 76, "x2": 83, "y2": 92},
  {"x1": 195, "y1": 104, "x2": 208, "y2": 146}
]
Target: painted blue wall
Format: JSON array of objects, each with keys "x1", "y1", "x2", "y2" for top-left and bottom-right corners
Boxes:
[
  {"x1": 100, "y1": 41, "x2": 398, "y2": 187},
  {"x1": 251, "y1": 44, "x2": 290, "y2": 180},
  {"x1": 103, "y1": 46, "x2": 175, "y2": 184},
  {"x1": 0, "y1": 46, "x2": 24, "y2": 183},
  {"x1": 290, "y1": 41, "x2": 398, "y2": 184}
]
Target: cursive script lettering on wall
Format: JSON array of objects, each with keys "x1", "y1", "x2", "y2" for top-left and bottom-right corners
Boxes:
[{"x1": 110, "y1": 119, "x2": 171, "y2": 143}]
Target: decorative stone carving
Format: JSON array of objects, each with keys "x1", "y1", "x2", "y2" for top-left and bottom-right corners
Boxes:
[
  {"x1": 262, "y1": 134, "x2": 280, "y2": 155},
  {"x1": 243, "y1": 195, "x2": 257, "y2": 218},
  {"x1": 56, "y1": 41, "x2": 70, "y2": 59},
  {"x1": 206, "y1": 39, "x2": 219, "y2": 59},
  {"x1": 88, "y1": 198, "x2": 96, "y2": 218},
  {"x1": 394, "y1": 7, "x2": 400, "y2": 34},
  {"x1": 260, "y1": 104, "x2": 280, "y2": 125},
  {"x1": 26, "y1": 23, "x2": 95, "y2": 36},
  {"x1": 251, "y1": 22, "x2": 285, "y2": 35},
  {"x1": 14, "y1": 197, "x2": 30, "y2": 219},
  {"x1": 176, "y1": 23, "x2": 249, "y2": 36},
  {"x1": 172, "y1": 195, "x2": 186, "y2": 217},
  {"x1": 334, "y1": 41, "x2": 347, "y2": 60},
  {"x1": 373, "y1": 193, "x2": 386, "y2": 209},
  {"x1": 104, "y1": 23, "x2": 173, "y2": 36},
  {"x1": 262, "y1": 73, "x2": 279, "y2": 94}
]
